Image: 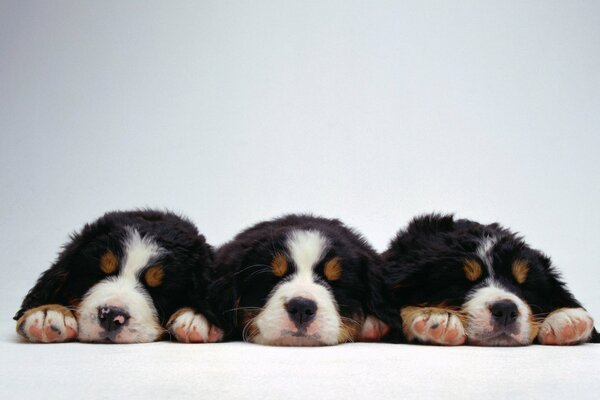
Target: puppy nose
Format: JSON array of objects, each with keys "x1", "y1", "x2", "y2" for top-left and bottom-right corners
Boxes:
[
  {"x1": 489, "y1": 300, "x2": 518, "y2": 327},
  {"x1": 286, "y1": 297, "x2": 317, "y2": 327},
  {"x1": 98, "y1": 307, "x2": 130, "y2": 332}
]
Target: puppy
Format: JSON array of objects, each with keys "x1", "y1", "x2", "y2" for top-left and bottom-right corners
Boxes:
[
  {"x1": 380, "y1": 214, "x2": 598, "y2": 346},
  {"x1": 14, "y1": 209, "x2": 223, "y2": 343},
  {"x1": 210, "y1": 214, "x2": 389, "y2": 346}
]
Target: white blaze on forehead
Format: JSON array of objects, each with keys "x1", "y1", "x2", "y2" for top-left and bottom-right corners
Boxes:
[
  {"x1": 121, "y1": 227, "x2": 164, "y2": 279},
  {"x1": 286, "y1": 229, "x2": 330, "y2": 276},
  {"x1": 476, "y1": 235, "x2": 497, "y2": 277}
]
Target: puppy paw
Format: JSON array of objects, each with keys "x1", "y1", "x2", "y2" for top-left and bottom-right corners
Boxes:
[
  {"x1": 538, "y1": 308, "x2": 593, "y2": 345},
  {"x1": 401, "y1": 306, "x2": 466, "y2": 345},
  {"x1": 16, "y1": 305, "x2": 78, "y2": 343},
  {"x1": 167, "y1": 308, "x2": 224, "y2": 343},
  {"x1": 359, "y1": 315, "x2": 390, "y2": 342}
]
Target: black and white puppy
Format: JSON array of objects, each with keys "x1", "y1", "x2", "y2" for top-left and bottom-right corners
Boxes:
[
  {"x1": 379, "y1": 214, "x2": 598, "y2": 346},
  {"x1": 210, "y1": 214, "x2": 389, "y2": 346},
  {"x1": 14, "y1": 210, "x2": 223, "y2": 344}
]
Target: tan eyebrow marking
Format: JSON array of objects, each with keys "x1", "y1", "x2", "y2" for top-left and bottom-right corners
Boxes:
[
  {"x1": 145, "y1": 265, "x2": 165, "y2": 287},
  {"x1": 512, "y1": 259, "x2": 529, "y2": 284},
  {"x1": 324, "y1": 257, "x2": 342, "y2": 281},
  {"x1": 463, "y1": 259, "x2": 482, "y2": 281},
  {"x1": 100, "y1": 250, "x2": 118, "y2": 274},
  {"x1": 271, "y1": 253, "x2": 288, "y2": 277}
]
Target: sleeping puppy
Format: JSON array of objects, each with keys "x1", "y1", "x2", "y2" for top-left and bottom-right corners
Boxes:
[
  {"x1": 380, "y1": 213, "x2": 598, "y2": 346},
  {"x1": 14, "y1": 209, "x2": 223, "y2": 343},
  {"x1": 210, "y1": 214, "x2": 389, "y2": 346}
]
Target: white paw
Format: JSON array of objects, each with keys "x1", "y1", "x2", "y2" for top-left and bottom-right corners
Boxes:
[
  {"x1": 404, "y1": 308, "x2": 466, "y2": 345},
  {"x1": 17, "y1": 305, "x2": 78, "y2": 343},
  {"x1": 359, "y1": 315, "x2": 390, "y2": 342},
  {"x1": 538, "y1": 308, "x2": 593, "y2": 345},
  {"x1": 167, "y1": 308, "x2": 224, "y2": 343}
]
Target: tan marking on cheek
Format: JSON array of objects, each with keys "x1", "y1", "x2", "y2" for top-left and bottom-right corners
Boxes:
[
  {"x1": 241, "y1": 310, "x2": 260, "y2": 342},
  {"x1": 512, "y1": 259, "x2": 529, "y2": 284},
  {"x1": 463, "y1": 259, "x2": 482, "y2": 281},
  {"x1": 527, "y1": 304, "x2": 541, "y2": 343},
  {"x1": 100, "y1": 250, "x2": 118, "y2": 274},
  {"x1": 324, "y1": 257, "x2": 342, "y2": 281},
  {"x1": 338, "y1": 314, "x2": 364, "y2": 343},
  {"x1": 145, "y1": 265, "x2": 165, "y2": 287},
  {"x1": 271, "y1": 253, "x2": 288, "y2": 277}
]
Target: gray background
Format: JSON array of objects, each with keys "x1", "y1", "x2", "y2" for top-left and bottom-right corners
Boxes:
[{"x1": 1, "y1": 1, "x2": 599, "y2": 324}]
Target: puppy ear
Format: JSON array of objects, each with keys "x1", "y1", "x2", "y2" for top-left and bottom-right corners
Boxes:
[{"x1": 14, "y1": 259, "x2": 70, "y2": 320}]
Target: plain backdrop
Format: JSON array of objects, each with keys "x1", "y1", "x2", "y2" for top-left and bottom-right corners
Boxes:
[{"x1": 0, "y1": 2, "x2": 599, "y2": 399}]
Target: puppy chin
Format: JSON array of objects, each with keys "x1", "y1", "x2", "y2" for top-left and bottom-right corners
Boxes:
[
  {"x1": 253, "y1": 316, "x2": 339, "y2": 346},
  {"x1": 77, "y1": 315, "x2": 162, "y2": 343},
  {"x1": 465, "y1": 315, "x2": 532, "y2": 346},
  {"x1": 468, "y1": 329, "x2": 530, "y2": 346}
]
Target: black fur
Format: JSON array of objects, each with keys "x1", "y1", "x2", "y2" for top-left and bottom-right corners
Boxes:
[
  {"x1": 377, "y1": 213, "x2": 598, "y2": 343},
  {"x1": 15, "y1": 209, "x2": 215, "y2": 329},
  {"x1": 209, "y1": 214, "x2": 382, "y2": 342}
]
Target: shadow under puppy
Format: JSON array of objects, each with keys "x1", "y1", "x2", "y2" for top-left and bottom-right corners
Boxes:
[
  {"x1": 378, "y1": 213, "x2": 598, "y2": 346},
  {"x1": 14, "y1": 209, "x2": 223, "y2": 343},
  {"x1": 209, "y1": 214, "x2": 389, "y2": 346}
]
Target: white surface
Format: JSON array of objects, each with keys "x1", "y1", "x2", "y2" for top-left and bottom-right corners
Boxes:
[
  {"x1": 1, "y1": 321, "x2": 599, "y2": 400},
  {"x1": 1, "y1": 2, "x2": 599, "y2": 399}
]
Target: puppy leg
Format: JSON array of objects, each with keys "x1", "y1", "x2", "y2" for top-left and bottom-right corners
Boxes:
[
  {"x1": 401, "y1": 306, "x2": 466, "y2": 345},
  {"x1": 16, "y1": 304, "x2": 78, "y2": 343},
  {"x1": 167, "y1": 308, "x2": 224, "y2": 343},
  {"x1": 538, "y1": 308, "x2": 594, "y2": 345}
]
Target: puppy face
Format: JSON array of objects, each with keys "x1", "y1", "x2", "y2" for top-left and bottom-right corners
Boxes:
[
  {"x1": 383, "y1": 214, "x2": 587, "y2": 346},
  {"x1": 16, "y1": 211, "x2": 212, "y2": 343},
  {"x1": 461, "y1": 236, "x2": 546, "y2": 346},
  {"x1": 222, "y1": 224, "x2": 373, "y2": 346},
  {"x1": 75, "y1": 228, "x2": 167, "y2": 343},
  {"x1": 393, "y1": 235, "x2": 550, "y2": 345}
]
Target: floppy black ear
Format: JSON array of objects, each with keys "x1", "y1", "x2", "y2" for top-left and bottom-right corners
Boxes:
[{"x1": 14, "y1": 258, "x2": 70, "y2": 320}]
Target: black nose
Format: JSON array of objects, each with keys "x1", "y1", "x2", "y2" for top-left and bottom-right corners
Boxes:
[
  {"x1": 98, "y1": 307, "x2": 130, "y2": 332},
  {"x1": 286, "y1": 297, "x2": 317, "y2": 328},
  {"x1": 489, "y1": 300, "x2": 518, "y2": 327}
]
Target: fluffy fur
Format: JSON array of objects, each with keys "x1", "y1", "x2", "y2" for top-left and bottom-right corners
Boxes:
[
  {"x1": 378, "y1": 213, "x2": 598, "y2": 346},
  {"x1": 14, "y1": 209, "x2": 222, "y2": 343},
  {"x1": 209, "y1": 214, "x2": 389, "y2": 346}
]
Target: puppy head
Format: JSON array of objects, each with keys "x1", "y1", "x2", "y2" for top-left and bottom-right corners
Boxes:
[
  {"x1": 227, "y1": 228, "x2": 371, "y2": 346},
  {"x1": 462, "y1": 235, "x2": 549, "y2": 346},
  {"x1": 17, "y1": 212, "x2": 212, "y2": 343}
]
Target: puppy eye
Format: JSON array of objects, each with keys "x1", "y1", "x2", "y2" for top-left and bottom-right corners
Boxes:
[
  {"x1": 271, "y1": 253, "x2": 288, "y2": 277},
  {"x1": 100, "y1": 250, "x2": 118, "y2": 274},
  {"x1": 145, "y1": 265, "x2": 165, "y2": 287},
  {"x1": 463, "y1": 259, "x2": 482, "y2": 281},
  {"x1": 324, "y1": 257, "x2": 342, "y2": 281},
  {"x1": 512, "y1": 260, "x2": 529, "y2": 284}
]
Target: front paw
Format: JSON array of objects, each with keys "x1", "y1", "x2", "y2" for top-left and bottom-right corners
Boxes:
[
  {"x1": 359, "y1": 315, "x2": 390, "y2": 342},
  {"x1": 401, "y1": 306, "x2": 466, "y2": 345},
  {"x1": 167, "y1": 308, "x2": 224, "y2": 343},
  {"x1": 538, "y1": 308, "x2": 593, "y2": 345},
  {"x1": 16, "y1": 305, "x2": 78, "y2": 343}
]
